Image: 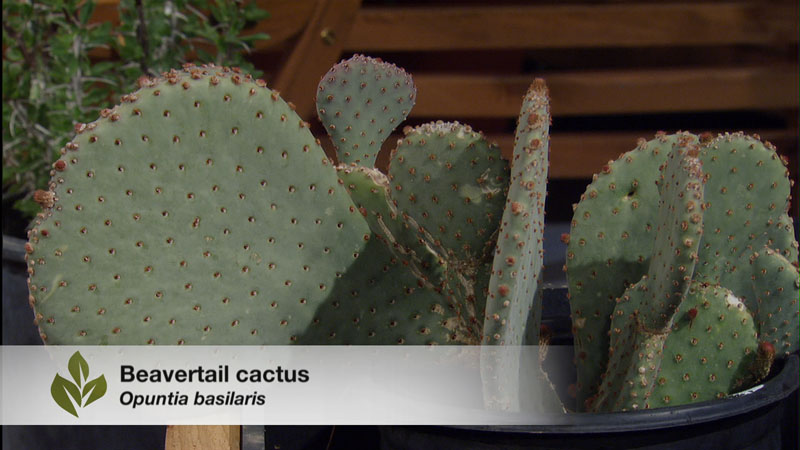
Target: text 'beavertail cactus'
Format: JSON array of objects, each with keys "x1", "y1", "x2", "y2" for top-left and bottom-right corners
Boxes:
[
  {"x1": 567, "y1": 132, "x2": 799, "y2": 412},
  {"x1": 25, "y1": 56, "x2": 551, "y2": 357}
]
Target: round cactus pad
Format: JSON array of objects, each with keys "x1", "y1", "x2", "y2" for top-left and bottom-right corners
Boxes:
[
  {"x1": 317, "y1": 55, "x2": 416, "y2": 167},
  {"x1": 26, "y1": 66, "x2": 374, "y2": 345}
]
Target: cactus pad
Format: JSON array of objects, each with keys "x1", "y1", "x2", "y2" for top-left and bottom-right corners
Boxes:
[
  {"x1": 595, "y1": 282, "x2": 760, "y2": 411},
  {"x1": 648, "y1": 283, "x2": 761, "y2": 409},
  {"x1": 388, "y1": 121, "x2": 509, "y2": 264},
  {"x1": 746, "y1": 248, "x2": 800, "y2": 356},
  {"x1": 589, "y1": 141, "x2": 705, "y2": 411},
  {"x1": 316, "y1": 55, "x2": 416, "y2": 167},
  {"x1": 482, "y1": 83, "x2": 549, "y2": 346},
  {"x1": 26, "y1": 65, "x2": 374, "y2": 345},
  {"x1": 694, "y1": 133, "x2": 793, "y2": 283},
  {"x1": 480, "y1": 80, "x2": 550, "y2": 411}
]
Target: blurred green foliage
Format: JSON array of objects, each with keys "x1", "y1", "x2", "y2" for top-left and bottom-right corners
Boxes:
[{"x1": 2, "y1": 0, "x2": 269, "y2": 222}]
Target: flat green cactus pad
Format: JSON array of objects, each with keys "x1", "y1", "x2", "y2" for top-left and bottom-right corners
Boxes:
[
  {"x1": 316, "y1": 55, "x2": 416, "y2": 167},
  {"x1": 27, "y1": 66, "x2": 372, "y2": 345},
  {"x1": 648, "y1": 283, "x2": 760, "y2": 409},
  {"x1": 388, "y1": 121, "x2": 509, "y2": 264}
]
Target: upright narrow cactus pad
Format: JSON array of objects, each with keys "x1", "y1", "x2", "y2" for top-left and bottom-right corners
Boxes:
[
  {"x1": 483, "y1": 80, "x2": 549, "y2": 346},
  {"x1": 26, "y1": 65, "x2": 373, "y2": 345},
  {"x1": 316, "y1": 55, "x2": 416, "y2": 167},
  {"x1": 480, "y1": 80, "x2": 550, "y2": 411},
  {"x1": 640, "y1": 140, "x2": 704, "y2": 330},
  {"x1": 567, "y1": 132, "x2": 697, "y2": 405}
]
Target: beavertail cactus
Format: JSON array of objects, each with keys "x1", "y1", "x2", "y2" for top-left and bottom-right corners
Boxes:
[
  {"x1": 26, "y1": 55, "x2": 552, "y2": 366},
  {"x1": 567, "y1": 131, "x2": 799, "y2": 411}
]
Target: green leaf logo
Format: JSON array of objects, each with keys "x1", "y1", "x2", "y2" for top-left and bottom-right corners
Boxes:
[{"x1": 51, "y1": 351, "x2": 107, "y2": 418}]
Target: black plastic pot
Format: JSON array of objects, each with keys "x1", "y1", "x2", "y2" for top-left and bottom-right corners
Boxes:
[
  {"x1": 379, "y1": 356, "x2": 799, "y2": 450},
  {"x1": 377, "y1": 286, "x2": 799, "y2": 450},
  {"x1": 249, "y1": 353, "x2": 797, "y2": 450},
  {"x1": 3, "y1": 234, "x2": 45, "y2": 345}
]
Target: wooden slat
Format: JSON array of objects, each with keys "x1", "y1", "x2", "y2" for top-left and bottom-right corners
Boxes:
[
  {"x1": 165, "y1": 425, "x2": 240, "y2": 450},
  {"x1": 493, "y1": 130, "x2": 799, "y2": 179},
  {"x1": 273, "y1": 0, "x2": 362, "y2": 120},
  {"x1": 412, "y1": 66, "x2": 799, "y2": 118},
  {"x1": 88, "y1": 2, "x2": 800, "y2": 55},
  {"x1": 245, "y1": 0, "x2": 316, "y2": 49},
  {"x1": 369, "y1": 130, "x2": 797, "y2": 179},
  {"x1": 345, "y1": 3, "x2": 799, "y2": 51}
]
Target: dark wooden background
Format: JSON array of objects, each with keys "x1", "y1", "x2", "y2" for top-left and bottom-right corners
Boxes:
[{"x1": 93, "y1": 0, "x2": 799, "y2": 222}]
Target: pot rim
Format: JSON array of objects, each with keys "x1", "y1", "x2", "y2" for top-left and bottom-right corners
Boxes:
[{"x1": 450, "y1": 353, "x2": 798, "y2": 434}]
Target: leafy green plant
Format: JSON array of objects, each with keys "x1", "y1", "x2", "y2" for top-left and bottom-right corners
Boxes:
[{"x1": 2, "y1": 0, "x2": 269, "y2": 228}]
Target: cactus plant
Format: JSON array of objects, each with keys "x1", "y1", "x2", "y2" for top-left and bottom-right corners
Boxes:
[
  {"x1": 28, "y1": 51, "x2": 791, "y2": 415},
  {"x1": 567, "y1": 131, "x2": 799, "y2": 411},
  {"x1": 25, "y1": 55, "x2": 551, "y2": 362}
]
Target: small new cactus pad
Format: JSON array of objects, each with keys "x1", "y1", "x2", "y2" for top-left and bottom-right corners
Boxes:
[
  {"x1": 26, "y1": 65, "x2": 373, "y2": 345},
  {"x1": 766, "y1": 213, "x2": 800, "y2": 263},
  {"x1": 480, "y1": 80, "x2": 550, "y2": 411},
  {"x1": 316, "y1": 55, "x2": 416, "y2": 167},
  {"x1": 567, "y1": 132, "x2": 697, "y2": 405}
]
